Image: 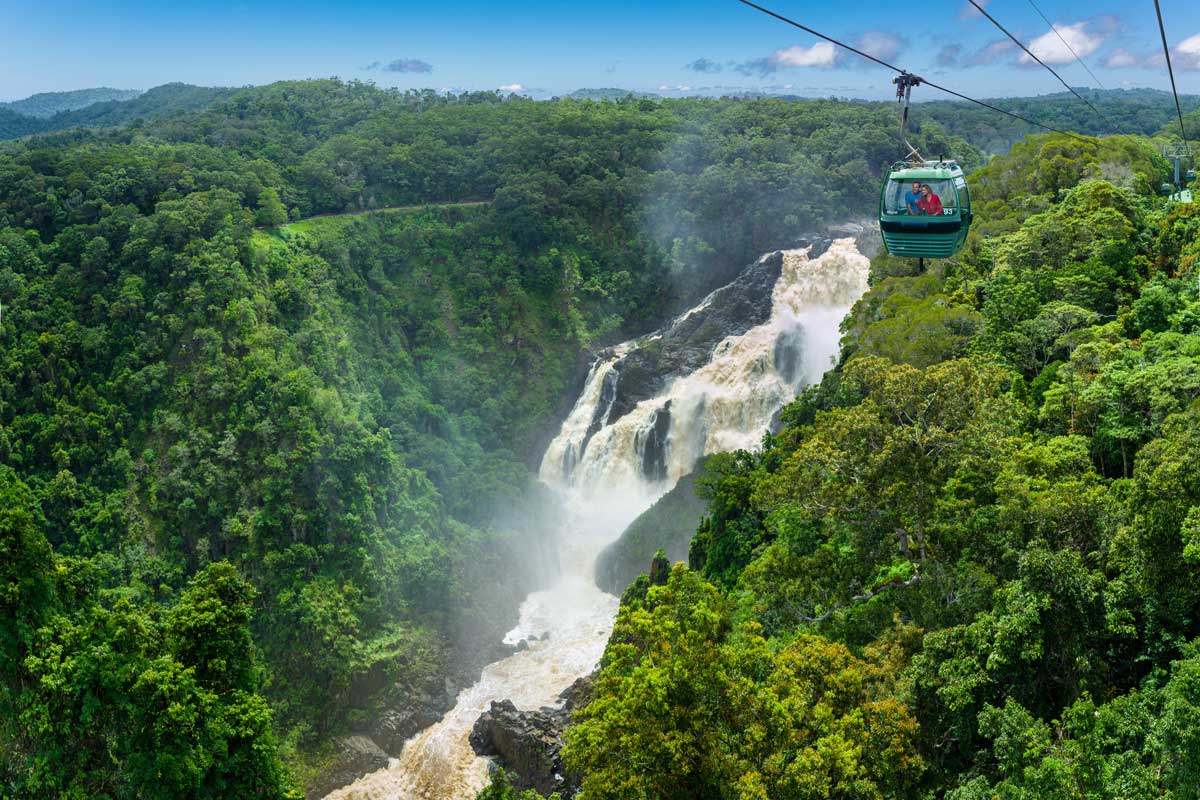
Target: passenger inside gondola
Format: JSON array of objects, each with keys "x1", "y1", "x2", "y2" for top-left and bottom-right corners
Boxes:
[
  {"x1": 905, "y1": 180, "x2": 922, "y2": 214},
  {"x1": 886, "y1": 178, "x2": 954, "y2": 215},
  {"x1": 919, "y1": 183, "x2": 943, "y2": 215}
]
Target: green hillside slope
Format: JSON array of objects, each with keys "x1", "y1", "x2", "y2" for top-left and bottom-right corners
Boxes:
[
  {"x1": 0, "y1": 107, "x2": 43, "y2": 139},
  {"x1": 568, "y1": 133, "x2": 1200, "y2": 800},
  {"x1": 1, "y1": 87, "x2": 142, "y2": 118},
  {"x1": 41, "y1": 82, "x2": 234, "y2": 131}
]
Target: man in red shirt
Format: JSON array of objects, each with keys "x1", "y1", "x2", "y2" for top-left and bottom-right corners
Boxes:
[{"x1": 919, "y1": 183, "x2": 944, "y2": 215}]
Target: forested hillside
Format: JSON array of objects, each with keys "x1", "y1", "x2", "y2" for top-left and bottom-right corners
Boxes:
[
  {"x1": 0, "y1": 88, "x2": 142, "y2": 119},
  {"x1": 3, "y1": 74, "x2": 1197, "y2": 797},
  {"x1": 0, "y1": 84, "x2": 231, "y2": 142},
  {"x1": 0, "y1": 108, "x2": 42, "y2": 141},
  {"x1": 0, "y1": 79, "x2": 993, "y2": 796},
  {"x1": 563, "y1": 133, "x2": 1200, "y2": 799},
  {"x1": 915, "y1": 88, "x2": 1200, "y2": 153},
  {"x1": 40, "y1": 83, "x2": 236, "y2": 132}
]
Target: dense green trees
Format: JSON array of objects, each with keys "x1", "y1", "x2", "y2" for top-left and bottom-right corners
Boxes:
[
  {"x1": 0, "y1": 79, "x2": 1001, "y2": 793},
  {"x1": 0, "y1": 75, "x2": 1192, "y2": 797},
  {"x1": 567, "y1": 566, "x2": 923, "y2": 800},
  {"x1": 915, "y1": 88, "x2": 1200, "y2": 153},
  {"x1": 571, "y1": 132, "x2": 1200, "y2": 798},
  {"x1": 0, "y1": 485, "x2": 294, "y2": 798}
]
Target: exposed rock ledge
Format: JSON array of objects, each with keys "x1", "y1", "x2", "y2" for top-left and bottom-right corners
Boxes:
[
  {"x1": 309, "y1": 736, "x2": 391, "y2": 799},
  {"x1": 469, "y1": 675, "x2": 594, "y2": 797},
  {"x1": 309, "y1": 637, "x2": 527, "y2": 799}
]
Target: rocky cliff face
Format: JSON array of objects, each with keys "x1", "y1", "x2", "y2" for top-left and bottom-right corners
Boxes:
[
  {"x1": 603, "y1": 247, "x2": 797, "y2": 427},
  {"x1": 469, "y1": 676, "x2": 594, "y2": 797}
]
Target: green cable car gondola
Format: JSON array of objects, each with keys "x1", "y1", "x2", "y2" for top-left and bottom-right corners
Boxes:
[
  {"x1": 876, "y1": 72, "x2": 973, "y2": 262},
  {"x1": 878, "y1": 159, "x2": 973, "y2": 259}
]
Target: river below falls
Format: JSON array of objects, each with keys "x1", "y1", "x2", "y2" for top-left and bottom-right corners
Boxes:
[
  {"x1": 324, "y1": 484, "x2": 656, "y2": 800},
  {"x1": 324, "y1": 237, "x2": 871, "y2": 800}
]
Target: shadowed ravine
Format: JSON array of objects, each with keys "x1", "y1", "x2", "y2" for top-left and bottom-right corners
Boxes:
[{"x1": 324, "y1": 237, "x2": 870, "y2": 800}]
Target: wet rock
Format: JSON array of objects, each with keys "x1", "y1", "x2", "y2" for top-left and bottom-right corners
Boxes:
[
  {"x1": 635, "y1": 401, "x2": 672, "y2": 482},
  {"x1": 605, "y1": 250, "x2": 787, "y2": 425},
  {"x1": 365, "y1": 681, "x2": 445, "y2": 754},
  {"x1": 772, "y1": 325, "x2": 806, "y2": 387},
  {"x1": 558, "y1": 674, "x2": 594, "y2": 711},
  {"x1": 470, "y1": 701, "x2": 567, "y2": 796},
  {"x1": 491, "y1": 639, "x2": 520, "y2": 660},
  {"x1": 469, "y1": 676, "x2": 594, "y2": 798},
  {"x1": 368, "y1": 706, "x2": 432, "y2": 755},
  {"x1": 600, "y1": 237, "x2": 832, "y2": 426},
  {"x1": 828, "y1": 219, "x2": 881, "y2": 259},
  {"x1": 580, "y1": 365, "x2": 621, "y2": 457},
  {"x1": 307, "y1": 735, "x2": 390, "y2": 800}
]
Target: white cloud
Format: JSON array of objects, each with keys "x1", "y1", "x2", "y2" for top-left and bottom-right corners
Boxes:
[
  {"x1": 1103, "y1": 48, "x2": 1142, "y2": 68},
  {"x1": 770, "y1": 41, "x2": 838, "y2": 68},
  {"x1": 968, "y1": 39, "x2": 1015, "y2": 66},
  {"x1": 736, "y1": 31, "x2": 901, "y2": 76},
  {"x1": 498, "y1": 83, "x2": 523, "y2": 93},
  {"x1": 1100, "y1": 35, "x2": 1200, "y2": 71},
  {"x1": 1020, "y1": 22, "x2": 1105, "y2": 66},
  {"x1": 1179, "y1": 33, "x2": 1200, "y2": 70}
]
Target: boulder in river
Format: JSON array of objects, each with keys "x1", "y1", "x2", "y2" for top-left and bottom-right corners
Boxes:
[
  {"x1": 469, "y1": 676, "x2": 594, "y2": 797},
  {"x1": 363, "y1": 677, "x2": 450, "y2": 755}
]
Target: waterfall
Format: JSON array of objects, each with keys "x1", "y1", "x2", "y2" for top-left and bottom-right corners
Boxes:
[
  {"x1": 540, "y1": 238, "x2": 870, "y2": 491},
  {"x1": 323, "y1": 237, "x2": 870, "y2": 800}
]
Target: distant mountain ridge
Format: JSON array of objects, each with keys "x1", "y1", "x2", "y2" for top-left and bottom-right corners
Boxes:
[
  {"x1": 42, "y1": 82, "x2": 235, "y2": 129},
  {"x1": 0, "y1": 82, "x2": 234, "y2": 140},
  {"x1": 566, "y1": 88, "x2": 659, "y2": 101},
  {"x1": 0, "y1": 87, "x2": 142, "y2": 118},
  {"x1": 2, "y1": 81, "x2": 1197, "y2": 145}
]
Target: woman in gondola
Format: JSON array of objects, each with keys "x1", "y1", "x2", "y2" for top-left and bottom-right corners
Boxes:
[{"x1": 919, "y1": 183, "x2": 943, "y2": 216}]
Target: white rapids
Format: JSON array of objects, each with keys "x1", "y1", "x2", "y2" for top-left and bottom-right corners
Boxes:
[{"x1": 323, "y1": 238, "x2": 869, "y2": 800}]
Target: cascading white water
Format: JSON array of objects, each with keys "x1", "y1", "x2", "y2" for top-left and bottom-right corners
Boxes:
[
  {"x1": 541, "y1": 238, "x2": 870, "y2": 490},
  {"x1": 324, "y1": 237, "x2": 869, "y2": 800}
]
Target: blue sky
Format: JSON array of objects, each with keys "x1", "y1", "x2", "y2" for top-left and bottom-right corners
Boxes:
[{"x1": 2, "y1": 0, "x2": 1199, "y2": 102}]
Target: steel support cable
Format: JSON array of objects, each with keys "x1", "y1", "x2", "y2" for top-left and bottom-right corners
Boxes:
[
  {"x1": 735, "y1": 0, "x2": 1095, "y2": 144},
  {"x1": 1153, "y1": 0, "x2": 1192, "y2": 150},
  {"x1": 965, "y1": 0, "x2": 1113, "y2": 131}
]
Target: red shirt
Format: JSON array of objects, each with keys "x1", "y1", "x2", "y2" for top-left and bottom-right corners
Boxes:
[{"x1": 919, "y1": 192, "x2": 944, "y2": 215}]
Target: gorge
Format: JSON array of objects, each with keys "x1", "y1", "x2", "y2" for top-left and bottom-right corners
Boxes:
[{"x1": 324, "y1": 235, "x2": 871, "y2": 799}]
